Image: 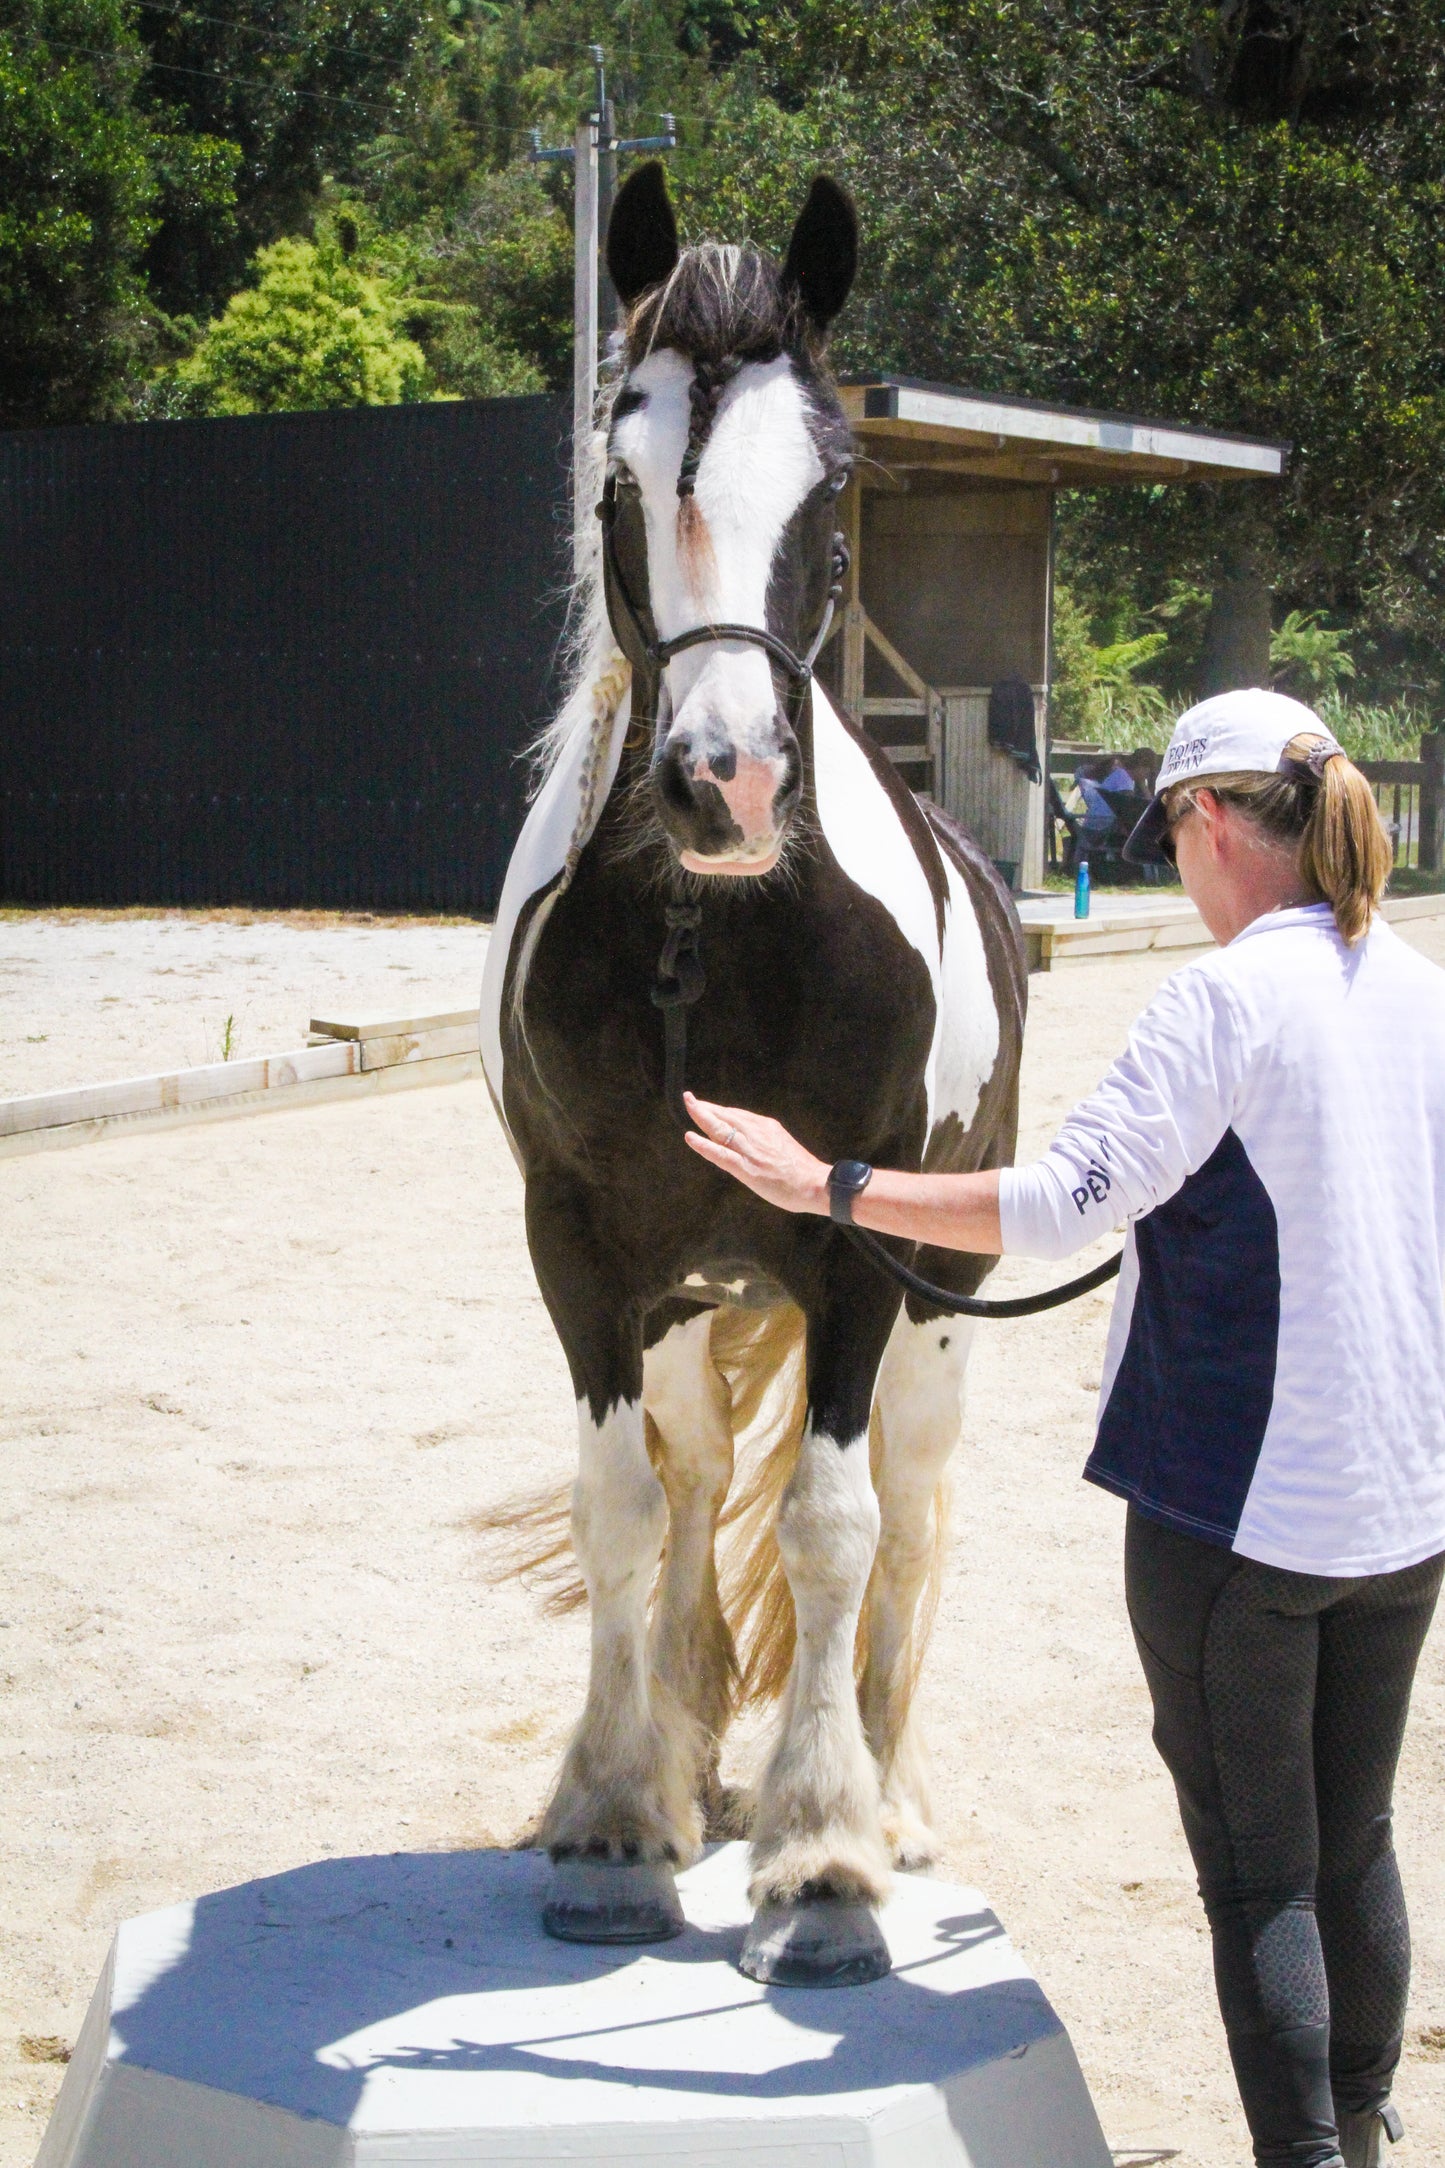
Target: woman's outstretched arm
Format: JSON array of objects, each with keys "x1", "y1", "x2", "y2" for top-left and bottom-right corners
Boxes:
[{"x1": 683, "y1": 1092, "x2": 1003, "y2": 1255}]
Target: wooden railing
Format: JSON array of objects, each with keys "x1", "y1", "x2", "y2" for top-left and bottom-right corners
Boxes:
[
  {"x1": 1048, "y1": 740, "x2": 1445, "y2": 876},
  {"x1": 1357, "y1": 756, "x2": 1444, "y2": 872},
  {"x1": 822, "y1": 603, "x2": 943, "y2": 795}
]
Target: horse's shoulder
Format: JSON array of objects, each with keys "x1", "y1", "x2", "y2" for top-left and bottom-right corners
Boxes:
[
  {"x1": 812, "y1": 695, "x2": 948, "y2": 954},
  {"x1": 919, "y1": 801, "x2": 1027, "y2": 1013}
]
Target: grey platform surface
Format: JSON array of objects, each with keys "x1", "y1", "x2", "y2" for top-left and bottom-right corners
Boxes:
[{"x1": 39, "y1": 1842, "x2": 1112, "y2": 2167}]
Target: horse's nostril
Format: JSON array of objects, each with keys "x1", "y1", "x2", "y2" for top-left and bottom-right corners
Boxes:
[
  {"x1": 707, "y1": 747, "x2": 737, "y2": 783},
  {"x1": 656, "y1": 743, "x2": 696, "y2": 814}
]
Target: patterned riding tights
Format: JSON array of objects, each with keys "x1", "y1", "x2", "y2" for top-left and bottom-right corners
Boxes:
[{"x1": 1124, "y1": 1507, "x2": 1444, "y2": 2168}]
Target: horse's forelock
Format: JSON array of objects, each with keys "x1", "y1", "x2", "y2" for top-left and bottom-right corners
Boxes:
[
  {"x1": 625, "y1": 241, "x2": 800, "y2": 373},
  {"x1": 622, "y1": 238, "x2": 849, "y2": 561}
]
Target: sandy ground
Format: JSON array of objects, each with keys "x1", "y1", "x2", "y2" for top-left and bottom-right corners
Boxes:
[
  {"x1": 0, "y1": 911, "x2": 486, "y2": 1099},
  {"x1": 3, "y1": 912, "x2": 1445, "y2": 2168}
]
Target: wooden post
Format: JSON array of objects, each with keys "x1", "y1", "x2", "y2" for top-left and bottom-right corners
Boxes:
[
  {"x1": 572, "y1": 114, "x2": 599, "y2": 578},
  {"x1": 840, "y1": 476, "x2": 865, "y2": 719},
  {"x1": 1420, "y1": 732, "x2": 1445, "y2": 874},
  {"x1": 1043, "y1": 491, "x2": 1057, "y2": 869}
]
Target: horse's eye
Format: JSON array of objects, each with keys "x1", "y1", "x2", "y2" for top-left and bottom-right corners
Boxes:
[{"x1": 828, "y1": 468, "x2": 851, "y2": 495}]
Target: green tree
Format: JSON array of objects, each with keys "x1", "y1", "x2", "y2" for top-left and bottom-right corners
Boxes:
[
  {"x1": 132, "y1": 0, "x2": 439, "y2": 320},
  {"x1": 1050, "y1": 585, "x2": 1172, "y2": 747},
  {"x1": 366, "y1": 167, "x2": 569, "y2": 391},
  {"x1": 1270, "y1": 610, "x2": 1356, "y2": 705},
  {"x1": 751, "y1": 0, "x2": 1445, "y2": 704},
  {"x1": 175, "y1": 233, "x2": 428, "y2": 412},
  {"x1": 0, "y1": 0, "x2": 158, "y2": 423}
]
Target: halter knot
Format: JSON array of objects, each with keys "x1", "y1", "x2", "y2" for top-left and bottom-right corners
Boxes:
[{"x1": 651, "y1": 904, "x2": 705, "y2": 1012}]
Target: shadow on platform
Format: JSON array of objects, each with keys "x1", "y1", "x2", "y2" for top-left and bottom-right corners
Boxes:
[{"x1": 107, "y1": 1844, "x2": 1062, "y2": 2133}]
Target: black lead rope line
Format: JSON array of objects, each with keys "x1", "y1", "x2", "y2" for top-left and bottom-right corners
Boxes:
[{"x1": 840, "y1": 1223, "x2": 1122, "y2": 1320}]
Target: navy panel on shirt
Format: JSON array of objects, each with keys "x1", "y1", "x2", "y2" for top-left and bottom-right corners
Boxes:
[{"x1": 1086, "y1": 1126, "x2": 1281, "y2": 1548}]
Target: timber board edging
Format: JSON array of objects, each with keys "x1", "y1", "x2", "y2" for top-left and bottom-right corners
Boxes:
[
  {"x1": 1023, "y1": 888, "x2": 1445, "y2": 971},
  {"x1": 5, "y1": 892, "x2": 1445, "y2": 1152}
]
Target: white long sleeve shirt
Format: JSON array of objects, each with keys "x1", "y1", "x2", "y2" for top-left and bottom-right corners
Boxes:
[{"x1": 998, "y1": 904, "x2": 1445, "y2": 1576}]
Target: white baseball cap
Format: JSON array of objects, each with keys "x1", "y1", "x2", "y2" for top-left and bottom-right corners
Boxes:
[{"x1": 1124, "y1": 687, "x2": 1343, "y2": 865}]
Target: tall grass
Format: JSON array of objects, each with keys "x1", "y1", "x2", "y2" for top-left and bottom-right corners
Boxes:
[
  {"x1": 1051, "y1": 583, "x2": 1434, "y2": 760},
  {"x1": 1079, "y1": 691, "x2": 1429, "y2": 761},
  {"x1": 1316, "y1": 692, "x2": 1429, "y2": 763}
]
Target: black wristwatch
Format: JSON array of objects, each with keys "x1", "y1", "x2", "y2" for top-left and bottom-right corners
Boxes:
[{"x1": 828, "y1": 1159, "x2": 874, "y2": 1224}]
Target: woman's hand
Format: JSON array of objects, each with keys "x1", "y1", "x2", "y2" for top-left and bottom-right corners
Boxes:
[
  {"x1": 684, "y1": 1091, "x2": 1005, "y2": 1253},
  {"x1": 683, "y1": 1093, "x2": 831, "y2": 1216}
]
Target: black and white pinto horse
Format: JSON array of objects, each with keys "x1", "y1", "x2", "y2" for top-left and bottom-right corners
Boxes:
[{"x1": 480, "y1": 164, "x2": 1025, "y2": 1985}]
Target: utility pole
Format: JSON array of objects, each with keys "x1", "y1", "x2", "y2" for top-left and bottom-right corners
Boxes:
[
  {"x1": 531, "y1": 55, "x2": 675, "y2": 568},
  {"x1": 570, "y1": 109, "x2": 599, "y2": 570},
  {"x1": 592, "y1": 47, "x2": 619, "y2": 342}
]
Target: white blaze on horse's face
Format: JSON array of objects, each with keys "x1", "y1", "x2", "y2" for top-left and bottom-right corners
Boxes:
[{"x1": 613, "y1": 348, "x2": 825, "y2": 875}]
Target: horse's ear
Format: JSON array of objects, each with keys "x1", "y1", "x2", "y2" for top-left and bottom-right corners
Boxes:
[
  {"x1": 782, "y1": 175, "x2": 857, "y2": 330},
  {"x1": 607, "y1": 161, "x2": 680, "y2": 308}
]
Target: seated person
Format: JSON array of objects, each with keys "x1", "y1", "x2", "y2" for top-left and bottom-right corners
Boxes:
[{"x1": 1071, "y1": 768, "x2": 1120, "y2": 847}]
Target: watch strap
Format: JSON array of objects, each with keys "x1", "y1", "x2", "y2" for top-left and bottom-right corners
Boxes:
[{"x1": 828, "y1": 1159, "x2": 874, "y2": 1224}]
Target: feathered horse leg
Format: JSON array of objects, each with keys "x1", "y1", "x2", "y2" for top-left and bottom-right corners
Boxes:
[
  {"x1": 528, "y1": 1178, "x2": 702, "y2": 1943},
  {"x1": 741, "y1": 1250, "x2": 899, "y2": 1986}
]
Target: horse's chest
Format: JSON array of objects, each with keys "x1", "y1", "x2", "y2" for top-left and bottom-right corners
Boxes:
[{"x1": 516, "y1": 875, "x2": 935, "y2": 1133}]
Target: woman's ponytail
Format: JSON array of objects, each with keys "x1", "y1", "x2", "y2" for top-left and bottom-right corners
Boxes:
[{"x1": 1292, "y1": 740, "x2": 1393, "y2": 947}]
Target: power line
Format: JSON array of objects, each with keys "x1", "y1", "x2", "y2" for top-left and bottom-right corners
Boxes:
[
  {"x1": 27, "y1": 12, "x2": 721, "y2": 130},
  {"x1": 134, "y1": 0, "x2": 413, "y2": 73},
  {"x1": 41, "y1": 38, "x2": 405, "y2": 113}
]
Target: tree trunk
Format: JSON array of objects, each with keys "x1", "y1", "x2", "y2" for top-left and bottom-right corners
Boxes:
[{"x1": 1197, "y1": 570, "x2": 1273, "y2": 697}]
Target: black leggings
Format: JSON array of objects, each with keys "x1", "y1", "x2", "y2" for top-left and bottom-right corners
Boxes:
[{"x1": 1125, "y1": 1508, "x2": 1443, "y2": 2168}]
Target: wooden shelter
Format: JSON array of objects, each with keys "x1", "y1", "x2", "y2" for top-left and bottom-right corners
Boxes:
[{"x1": 822, "y1": 377, "x2": 1286, "y2": 889}]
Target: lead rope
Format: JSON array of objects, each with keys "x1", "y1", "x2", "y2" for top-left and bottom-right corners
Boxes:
[
  {"x1": 839, "y1": 1222, "x2": 1121, "y2": 1319},
  {"x1": 651, "y1": 903, "x2": 705, "y2": 1128},
  {"x1": 651, "y1": 895, "x2": 1123, "y2": 1322}
]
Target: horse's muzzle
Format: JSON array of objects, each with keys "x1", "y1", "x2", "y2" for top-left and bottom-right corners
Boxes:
[{"x1": 653, "y1": 722, "x2": 801, "y2": 875}]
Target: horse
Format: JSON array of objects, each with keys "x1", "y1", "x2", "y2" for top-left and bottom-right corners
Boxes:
[{"x1": 479, "y1": 161, "x2": 1026, "y2": 1986}]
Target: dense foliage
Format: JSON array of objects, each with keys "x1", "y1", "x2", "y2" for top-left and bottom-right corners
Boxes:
[
  {"x1": 172, "y1": 231, "x2": 428, "y2": 409},
  {"x1": 3, "y1": 0, "x2": 1442, "y2": 707},
  {"x1": 0, "y1": 0, "x2": 158, "y2": 421}
]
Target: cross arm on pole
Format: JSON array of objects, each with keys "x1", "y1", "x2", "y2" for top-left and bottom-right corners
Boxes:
[
  {"x1": 528, "y1": 127, "x2": 577, "y2": 164},
  {"x1": 616, "y1": 118, "x2": 676, "y2": 153}
]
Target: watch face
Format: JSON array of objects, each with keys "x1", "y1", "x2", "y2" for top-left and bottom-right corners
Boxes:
[{"x1": 832, "y1": 1159, "x2": 872, "y2": 1192}]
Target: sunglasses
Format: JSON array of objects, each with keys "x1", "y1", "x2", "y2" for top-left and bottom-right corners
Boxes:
[{"x1": 1159, "y1": 798, "x2": 1194, "y2": 867}]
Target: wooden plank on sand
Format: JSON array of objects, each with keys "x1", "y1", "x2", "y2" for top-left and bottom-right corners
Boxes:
[
  {"x1": 0, "y1": 1042, "x2": 359, "y2": 1140},
  {"x1": 358, "y1": 1024, "x2": 480, "y2": 1072},
  {"x1": 309, "y1": 1008, "x2": 476, "y2": 1042}
]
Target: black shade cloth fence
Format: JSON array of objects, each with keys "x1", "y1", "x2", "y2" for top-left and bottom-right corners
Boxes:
[{"x1": 0, "y1": 394, "x2": 571, "y2": 912}]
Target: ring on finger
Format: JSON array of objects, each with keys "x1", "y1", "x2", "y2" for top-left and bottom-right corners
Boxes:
[{"x1": 721, "y1": 1124, "x2": 736, "y2": 1147}]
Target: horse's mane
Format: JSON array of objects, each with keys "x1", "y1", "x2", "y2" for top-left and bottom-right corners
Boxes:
[{"x1": 530, "y1": 239, "x2": 847, "y2": 793}]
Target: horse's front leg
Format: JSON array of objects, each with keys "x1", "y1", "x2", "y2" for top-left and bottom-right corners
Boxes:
[
  {"x1": 527, "y1": 1178, "x2": 702, "y2": 1942},
  {"x1": 743, "y1": 1249, "x2": 898, "y2": 1986}
]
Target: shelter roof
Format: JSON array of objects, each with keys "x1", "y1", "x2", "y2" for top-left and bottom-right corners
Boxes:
[{"x1": 840, "y1": 375, "x2": 1287, "y2": 487}]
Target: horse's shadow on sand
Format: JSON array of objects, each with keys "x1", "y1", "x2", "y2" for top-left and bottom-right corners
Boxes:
[{"x1": 106, "y1": 1845, "x2": 1082, "y2": 2154}]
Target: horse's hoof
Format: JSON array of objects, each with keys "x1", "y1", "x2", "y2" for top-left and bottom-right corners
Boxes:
[
  {"x1": 542, "y1": 1858, "x2": 685, "y2": 1944},
  {"x1": 738, "y1": 1899, "x2": 891, "y2": 1987}
]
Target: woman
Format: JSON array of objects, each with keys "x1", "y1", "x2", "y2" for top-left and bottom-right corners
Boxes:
[{"x1": 685, "y1": 688, "x2": 1445, "y2": 2168}]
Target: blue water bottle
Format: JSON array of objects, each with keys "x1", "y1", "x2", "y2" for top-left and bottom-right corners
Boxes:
[{"x1": 1073, "y1": 855, "x2": 1091, "y2": 920}]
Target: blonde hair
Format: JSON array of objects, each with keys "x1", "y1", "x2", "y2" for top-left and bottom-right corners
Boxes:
[{"x1": 1163, "y1": 732, "x2": 1392, "y2": 946}]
